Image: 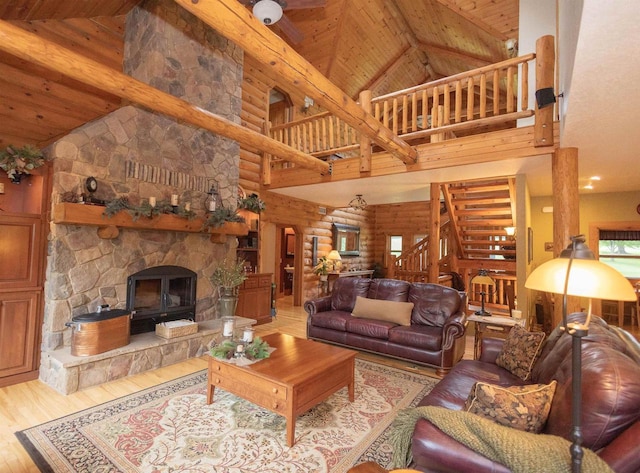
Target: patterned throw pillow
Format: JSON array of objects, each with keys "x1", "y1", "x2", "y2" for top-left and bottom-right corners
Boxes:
[
  {"x1": 495, "y1": 324, "x2": 545, "y2": 380},
  {"x1": 465, "y1": 381, "x2": 557, "y2": 433}
]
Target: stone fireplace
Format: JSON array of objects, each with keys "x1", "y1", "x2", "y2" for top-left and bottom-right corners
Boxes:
[{"x1": 39, "y1": 0, "x2": 246, "y2": 393}]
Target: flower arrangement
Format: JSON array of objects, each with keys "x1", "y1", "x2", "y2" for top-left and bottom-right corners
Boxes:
[
  {"x1": 238, "y1": 193, "x2": 266, "y2": 213},
  {"x1": 210, "y1": 336, "x2": 271, "y2": 361},
  {"x1": 313, "y1": 256, "x2": 330, "y2": 276},
  {"x1": 0, "y1": 144, "x2": 48, "y2": 182},
  {"x1": 211, "y1": 257, "x2": 248, "y2": 290}
]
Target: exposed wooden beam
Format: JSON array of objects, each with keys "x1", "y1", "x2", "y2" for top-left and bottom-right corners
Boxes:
[
  {"x1": 417, "y1": 41, "x2": 494, "y2": 68},
  {"x1": 175, "y1": 0, "x2": 417, "y2": 166},
  {"x1": 0, "y1": 19, "x2": 329, "y2": 174}
]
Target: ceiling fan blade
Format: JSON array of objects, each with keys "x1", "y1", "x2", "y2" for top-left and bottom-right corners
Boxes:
[
  {"x1": 277, "y1": 13, "x2": 304, "y2": 44},
  {"x1": 284, "y1": 0, "x2": 327, "y2": 10}
]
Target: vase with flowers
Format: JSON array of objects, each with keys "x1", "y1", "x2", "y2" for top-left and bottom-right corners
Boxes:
[
  {"x1": 211, "y1": 257, "x2": 248, "y2": 318},
  {"x1": 0, "y1": 144, "x2": 48, "y2": 183}
]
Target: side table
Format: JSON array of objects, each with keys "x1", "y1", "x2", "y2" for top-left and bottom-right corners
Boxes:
[{"x1": 468, "y1": 314, "x2": 526, "y2": 360}]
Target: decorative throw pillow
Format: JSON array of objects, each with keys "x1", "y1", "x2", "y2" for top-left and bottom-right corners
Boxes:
[
  {"x1": 465, "y1": 380, "x2": 557, "y2": 433},
  {"x1": 495, "y1": 324, "x2": 545, "y2": 380},
  {"x1": 351, "y1": 296, "x2": 414, "y2": 326}
]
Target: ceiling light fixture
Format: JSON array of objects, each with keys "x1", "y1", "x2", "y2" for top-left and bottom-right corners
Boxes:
[
  {"x1": 252, "y1": 0, "x2": 283, "y2": 25},
  {"x1": 348, "y1": 194, "x2": 368, "y2": 211}
]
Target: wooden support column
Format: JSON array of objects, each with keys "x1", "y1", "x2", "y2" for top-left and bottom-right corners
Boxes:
[
  {"x1": 534, "y1": 35, "x2": 555, "y2": 147},
  {"x1": 552, "y1": 147, "x2": 581, "y2": 326},
  {"x1": 358, "y1": 90, "x2": 372, "y2": 173},
  {"x1": 428, "y1": 183, "x2": 441, "y2": 283},
  {"x1": 0, "y1": 19, "x2": 329, "y2": 175}
]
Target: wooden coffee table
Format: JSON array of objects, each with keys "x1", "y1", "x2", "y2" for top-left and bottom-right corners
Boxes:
[{"x1": 207, "y1": 333, "x2": 356, "y2": 446}]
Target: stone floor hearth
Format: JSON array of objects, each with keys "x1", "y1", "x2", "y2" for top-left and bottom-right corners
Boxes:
[{"x1": 40, "y1": 317, "x2": 255, "y2": 395}]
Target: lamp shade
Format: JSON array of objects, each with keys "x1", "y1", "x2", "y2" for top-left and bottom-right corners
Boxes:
[
  {"x1": 471, "y1": 270, "x2": 495, "y2": 286},
  {"x1": 525, "y1": 257, "x2": 636, "y2": 301},
  {"x1": 252, "y1": 0, "x2": 283, "y2": 25},
  {"x1": 327, "y1": 250, "x2": 342, "y2": 261}
]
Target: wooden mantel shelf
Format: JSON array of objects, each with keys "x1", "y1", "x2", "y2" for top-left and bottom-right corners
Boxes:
[{"x1": 52, "y1": 203, "x2": 249, "y2": 242}]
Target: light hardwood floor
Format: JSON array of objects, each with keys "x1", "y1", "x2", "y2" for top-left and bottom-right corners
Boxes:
[{"x1": 0, "y1": 297, "x2": 471, "y2": 473}]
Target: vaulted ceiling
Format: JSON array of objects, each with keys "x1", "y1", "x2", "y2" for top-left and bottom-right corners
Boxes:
[{"x1": 0, "y1": 0, "x2": 518, "y2": 149}]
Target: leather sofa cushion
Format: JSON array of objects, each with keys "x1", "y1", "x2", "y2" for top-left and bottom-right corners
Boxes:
[
  {"x1": 367, "y1": 278, "x2": 410, "y2": 301},
  {"x1": 308, "y1": 311, "x2": 351, "y2": 331},
  {"x1": 345, "y1": 317, "x2": 396, "y2": 340},
  {"x1": 389, "y1": 325, "x2": 443, "y2": 351},
  {"x1": 409, "y1": 282, "x2": 462, "y2": 326},
  {"x1": 331, "y1": 277, "x2": 372, "y2": 312},
  {"x1": 351, "y1": 296, "x2": 414, "y2": 326}
]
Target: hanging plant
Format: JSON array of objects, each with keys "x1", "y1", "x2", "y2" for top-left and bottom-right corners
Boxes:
[
  {"x1": 0, "y1": 144, "x2": 48, "y2": 183},
  {"x1": 238, "y1": 193, "x2": 266, "y2": 213}
]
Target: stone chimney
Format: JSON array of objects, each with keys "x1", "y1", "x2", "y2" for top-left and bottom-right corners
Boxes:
[{"x1": 42, "y1": 0, "x2": 243, "y2": 354}]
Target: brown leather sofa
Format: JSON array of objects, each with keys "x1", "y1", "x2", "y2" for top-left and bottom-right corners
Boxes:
[
  {"x1": 410, "y1": 313, "x2": 640, "y2": 473},
  {"x1": 305, "y1": 277, "x2": 467, "y2": 375}
]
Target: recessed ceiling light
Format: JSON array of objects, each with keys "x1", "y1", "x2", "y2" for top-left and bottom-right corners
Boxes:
[{"x1": 590, "y1": 176, "x2": 601, "y2": 181}]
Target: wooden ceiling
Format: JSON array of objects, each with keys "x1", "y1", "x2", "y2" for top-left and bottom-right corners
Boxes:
[{"x1": 0, "y1": 0, "x2": 518, "y2": 149}]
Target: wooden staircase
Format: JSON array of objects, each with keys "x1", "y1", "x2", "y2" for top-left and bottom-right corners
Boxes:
[{"x1": 442, "y1": 177, "x2": 516, "y2": 261}]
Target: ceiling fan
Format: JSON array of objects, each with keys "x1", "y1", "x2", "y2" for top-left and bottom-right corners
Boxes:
[{"x1": 239, "y1": 0, "x2": 326, "y2": 44}]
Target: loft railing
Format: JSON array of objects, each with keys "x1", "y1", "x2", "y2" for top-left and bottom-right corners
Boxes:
[{"x1": 269, "y1": 52, "x2": 538, "y2": 164}]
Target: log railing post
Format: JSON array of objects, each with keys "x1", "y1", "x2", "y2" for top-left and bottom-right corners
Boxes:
[
  {"x1": 534, "y1": 35, "x2": 555, "y2": 147},
  {"x1": 359, "y1": 90, "x2": 373, "y2": 173},
  {"x1": 428, "y1": 183, "x2": 441, "y2": 283}
]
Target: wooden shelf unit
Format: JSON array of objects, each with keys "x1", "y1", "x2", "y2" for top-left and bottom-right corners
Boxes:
[{"x1": 53, "y1": 203, "x2": 249, "y2": 242}]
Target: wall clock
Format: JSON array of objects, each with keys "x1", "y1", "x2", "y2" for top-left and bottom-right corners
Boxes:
[{"x1": 86, "y1": 176, "x2": 98, "y2": 194}]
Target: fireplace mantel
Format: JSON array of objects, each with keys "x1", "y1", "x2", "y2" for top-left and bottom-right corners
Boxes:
[{"x1": 53, "y1": 203, "x2": 249, "y2": 242}]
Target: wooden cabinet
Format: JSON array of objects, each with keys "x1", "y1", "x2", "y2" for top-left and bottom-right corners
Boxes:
[
  {"x1": 236, "y1": 273, "x2": 272, "y2": 325},
  {"x1": 0, "y1": 291, "x2": 41, "y2": 381},
  {"x1": 0, "y1": 168, "x2": 49, "y2": 387}
]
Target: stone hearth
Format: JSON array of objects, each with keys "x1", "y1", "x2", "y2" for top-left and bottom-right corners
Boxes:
[{"x1": 40, "y1": 317, "x2": 254, "y2": 395}]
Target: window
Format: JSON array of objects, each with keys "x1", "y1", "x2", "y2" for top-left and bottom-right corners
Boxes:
[
  {"x1": 598, "y1": 230, "x2": 640, "y2": 278},
  {"x1": 390, "y1": 235, "x2": 403, "y2": 259}
]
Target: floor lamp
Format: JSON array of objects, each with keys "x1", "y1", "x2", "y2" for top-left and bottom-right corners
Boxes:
[{"x1": 524, "y1": 235, "x2": 636, "y2": 472}]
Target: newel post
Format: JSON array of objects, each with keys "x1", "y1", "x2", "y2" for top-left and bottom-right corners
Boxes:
[
  {"x1": 428, "y1": 183, "x2": 441, "y2": 283},
  {"x1": 358, "y1": 90, "x2": 373, "y2": 173},
  {"x1": 534, "y1": 35, "x2": 555, "y2": 147}
]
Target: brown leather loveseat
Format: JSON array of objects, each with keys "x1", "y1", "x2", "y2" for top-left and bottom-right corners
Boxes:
[
  {"x1": 409, "y1": 314, "x2": 640, "y2": 473},
  {"x1": 305, "y1": 277, "x2": 467, "y2": 375}
]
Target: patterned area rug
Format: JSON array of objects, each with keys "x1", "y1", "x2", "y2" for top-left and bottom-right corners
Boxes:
[{"x1": 16, "y1": 359, "x2": 438, "y2": 472}]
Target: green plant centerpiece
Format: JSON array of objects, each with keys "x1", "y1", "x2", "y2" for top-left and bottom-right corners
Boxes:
[
  {"x1": 238, "y1": 193, "x2": 266, "y2": 213},
  {"x1": 0, "y1": 144, "x2": 48, "y2": 183},
  {"x1": 210, "y1": 336, "x2": 271, "y2": 361}
]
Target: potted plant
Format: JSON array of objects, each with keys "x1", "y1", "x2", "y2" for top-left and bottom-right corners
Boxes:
[
  {"x1": 238, "y1": 193, "x2": 266, "y2": 213},
  {"x1": 0, "y1": 144, "x2": 48, "y2": 183},
  {"x1": 313, "y1": 256, "x2": 330, "y2": 281},
  {"x1": 211, "y1": 257, "x2": 248, "y2": 319}
]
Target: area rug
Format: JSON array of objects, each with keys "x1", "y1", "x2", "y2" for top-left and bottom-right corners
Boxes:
[{"x1": 16, "y1": 359, "x2": 438, "y2": 472}]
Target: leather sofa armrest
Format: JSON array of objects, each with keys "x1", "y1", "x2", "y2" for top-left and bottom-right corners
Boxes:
[
  {"x1": 597, "y1": 421, "x2": 640, "y2": 473},
  {"x1": 412, "y1": 418, "x2": 510, "y2": 473},
  {"x1": 479, "y1": 337, "x2": 505, "y2": 364},
  {"x1": 441, "y1": 310, "x2": 467, "y2": 350},
  {"x1": 304, "y1": 296, "x2": 332, "y2": 315}
]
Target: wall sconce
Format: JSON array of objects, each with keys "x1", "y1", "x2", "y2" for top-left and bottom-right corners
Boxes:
[
  {"x1": 505, "y1": 226, "x2": 516, "y2": 239},
  {"x1": 471, "y1": 269, "x2": 496, "y2": 316}
]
